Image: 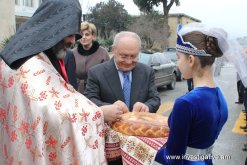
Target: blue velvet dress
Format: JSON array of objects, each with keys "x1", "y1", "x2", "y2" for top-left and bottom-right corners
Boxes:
[{"x1": 155, "y1": 87, "x2": 228, "y2": 165}]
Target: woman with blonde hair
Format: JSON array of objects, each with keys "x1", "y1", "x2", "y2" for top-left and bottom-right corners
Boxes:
[{"x1": 65, "y1": 21, "x2": 110, "y2": 93}]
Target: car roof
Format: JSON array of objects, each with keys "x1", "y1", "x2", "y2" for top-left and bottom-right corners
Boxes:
[
  {"x1": 139, "y1": 52, "x2": 174, "y2": 65},
  {"x1": 164, "y1": 51, "x2": 177, "y2": 61}
]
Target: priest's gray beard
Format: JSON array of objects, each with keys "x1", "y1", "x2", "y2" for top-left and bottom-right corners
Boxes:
[{"x1": 52, "y1": 40, "x2": 67, "y2": 59}]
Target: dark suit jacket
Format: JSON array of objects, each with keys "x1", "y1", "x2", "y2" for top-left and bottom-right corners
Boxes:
[
  {"x1": 84, "y1": 58, "x2": 160, "y2": 113},
  {"x1": 64, "y1": 49, "x2": 78, "y2": 90}
]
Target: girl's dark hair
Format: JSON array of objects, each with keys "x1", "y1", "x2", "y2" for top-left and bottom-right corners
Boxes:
[{"x1": 182, "y1": 31, "x2": 223, "y2": 67}]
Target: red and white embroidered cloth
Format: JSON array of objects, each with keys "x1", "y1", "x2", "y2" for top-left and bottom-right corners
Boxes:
[
  {"x1": 0, "y1": 53, "x2": 107, "y2": 164},
  {"x1": 105, "y1": 124, "x2": 168, "y2": 165}
]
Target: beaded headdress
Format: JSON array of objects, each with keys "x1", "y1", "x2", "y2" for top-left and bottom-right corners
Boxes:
[{"x1": 176, "y1": 33, "x2": 211, "y2": 56}]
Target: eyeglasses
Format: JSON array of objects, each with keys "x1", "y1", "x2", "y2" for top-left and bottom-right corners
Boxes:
[{"x1": 118, "y1": 54, "x2": 138, "y2": 61}]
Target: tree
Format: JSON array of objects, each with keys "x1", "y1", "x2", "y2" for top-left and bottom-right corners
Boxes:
[
  {"x1": 87, "y1": 0, "x2": 129, "y2": 40},
  {"x1": 128, "y1": 12, "x2": 168, "y2": 51},
  {"x1": 133, "y1": 0, "x2": 180, "y2": 48},
  {"x1": 0, "y1": 35, "x2": 13, "y2": 49}
]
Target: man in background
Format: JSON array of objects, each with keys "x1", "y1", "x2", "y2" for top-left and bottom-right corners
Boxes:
[{"x1": 236, "y1": 73, "x2": 244, "y2": 104}]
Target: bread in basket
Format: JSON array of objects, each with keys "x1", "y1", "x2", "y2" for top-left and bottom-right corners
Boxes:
[{"x1": 112, "y1": 112, "x2": 169, "y2": 138}]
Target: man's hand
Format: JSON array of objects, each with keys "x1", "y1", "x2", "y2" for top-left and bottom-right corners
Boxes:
[
  {"x1": 132, "y1": 102, "x2": 149, "y2": 112},
  {"x1": 100, "y1": 104, "x2": 125, "y2": 122},
  {"x1": 113, "y1": 100, "x2": 129, "y2": 113}
]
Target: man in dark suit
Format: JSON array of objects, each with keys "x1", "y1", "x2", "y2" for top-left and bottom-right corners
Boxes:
[
  {"x1": 64, "y1": 49, "x2": 78, "y2": 90},
  {"x1": 84, "y1": 31, "x2": 160, "y2": 114},
  {"x1": 84, "y1": 31, "x2": 160, "y2": 165}
]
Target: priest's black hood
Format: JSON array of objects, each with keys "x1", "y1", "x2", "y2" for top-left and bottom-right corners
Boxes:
[{"x1": 0, "y1": 0, "x2": 82, "y2": 68}]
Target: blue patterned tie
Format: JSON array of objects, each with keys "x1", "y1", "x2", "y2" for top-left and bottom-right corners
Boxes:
[{"x1": 123, "y1": 72, "x2": 131, "y2": 108}]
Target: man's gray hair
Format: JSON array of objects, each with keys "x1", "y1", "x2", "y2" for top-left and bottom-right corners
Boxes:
[{"x1": 112, "y1": 31, "x2": 141, "y2": 49}]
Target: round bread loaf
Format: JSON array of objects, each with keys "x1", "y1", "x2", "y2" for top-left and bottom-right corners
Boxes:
[{"x1": 112, "y1": 112, "x2": 169, "y2": 138}]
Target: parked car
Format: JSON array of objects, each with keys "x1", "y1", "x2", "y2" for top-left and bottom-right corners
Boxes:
[
  {"x1": 138, "y1": 52, "x2": 176, "y2": 89},
  {"x1": 164, "y1": 50, "x2": 183, "y2": 81},
  {"x1": 164, "y1": 47, "x2": 176, "y2": 52}
]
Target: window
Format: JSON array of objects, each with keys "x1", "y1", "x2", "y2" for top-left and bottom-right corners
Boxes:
[
  {"x1": 15, "y1": 0, "x2": 19, "y2": 5},
  {"x1": 24, "y1": 0, "x2": 33, "y2": 7}
]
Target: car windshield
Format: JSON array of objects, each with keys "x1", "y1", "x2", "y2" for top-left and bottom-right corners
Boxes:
[
  {"x1": 139, "y1": 52, "x2": 173, "y2": 66},
  {"x1": 138, "y1": 53, "x2": 152, "y2": 65},
  {"x1": 164, "y1": 51, "x2": 177, "y2": 62}
]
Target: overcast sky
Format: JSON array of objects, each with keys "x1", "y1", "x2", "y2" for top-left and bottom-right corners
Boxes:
[{"x1": 80, "y1": 0, "x2": 247, "y2": 39}]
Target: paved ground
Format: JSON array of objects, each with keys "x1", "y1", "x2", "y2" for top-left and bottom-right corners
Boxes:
[{"x1": 153, "y1": 65, "x2": 247, "y2": 165}]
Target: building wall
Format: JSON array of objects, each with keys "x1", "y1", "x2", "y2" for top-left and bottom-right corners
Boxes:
[
  {"x1": 0, "y1": 0, "x2": 15, "y2": 44},
  {"x1": 15, "y1": 0, "x2": 40, "y2": 29},
  {"x1": 168, "y1": 16, "x2": 179, "y2": 48},
  {"x1": 0, "y1": 0, "x2": 42, "y2": 46},
  {"x1": 168, "y1": 14, "x2": 201, "y2": 48}
]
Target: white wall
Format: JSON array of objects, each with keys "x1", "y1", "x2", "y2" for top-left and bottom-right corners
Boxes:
[{"x1": 0, "y1": 0, "x2": 16, "y2": 44}]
